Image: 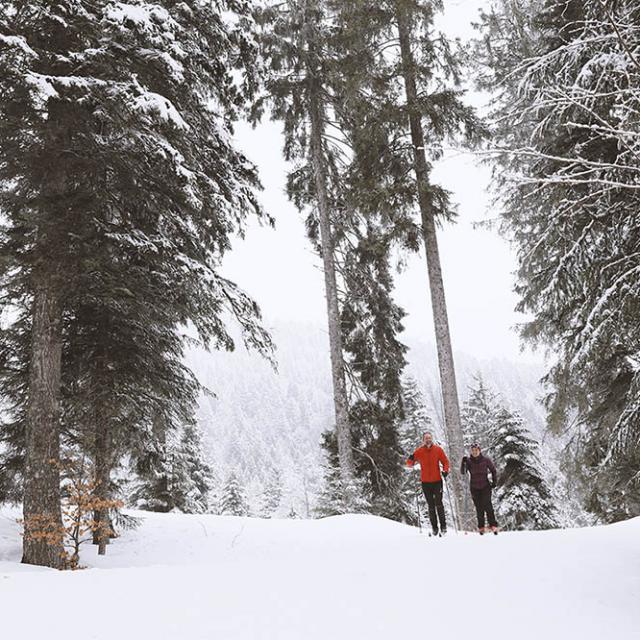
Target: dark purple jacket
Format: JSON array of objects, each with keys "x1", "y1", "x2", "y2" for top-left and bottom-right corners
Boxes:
[{"x1": 461, "y1": 454, "x2": 497, "y2": 490}]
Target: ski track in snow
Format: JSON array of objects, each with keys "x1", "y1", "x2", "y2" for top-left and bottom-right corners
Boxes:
[{"x1": 0, "y1": 509, "x2": 639, "y2": 640}]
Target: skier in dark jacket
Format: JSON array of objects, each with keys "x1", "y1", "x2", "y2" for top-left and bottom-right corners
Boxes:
[{"x1": 461, "y1": 443, "x2": 499, "y2": 534}]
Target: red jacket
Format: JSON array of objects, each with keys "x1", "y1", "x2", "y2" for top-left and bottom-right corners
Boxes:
[{"x1": 407, "y1": 444, "x2": 450, "y2": 482}]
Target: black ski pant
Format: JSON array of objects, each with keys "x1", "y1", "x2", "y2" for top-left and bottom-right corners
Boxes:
[
  {"x1": 421, "y1": 481, "x2": 446, "y2": 533},
  {"x1": 471, "y1": 486, "x2": 498, "y2": 529}
]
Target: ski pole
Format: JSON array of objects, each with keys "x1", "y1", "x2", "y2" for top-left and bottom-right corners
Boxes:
[
  {"x1": 443, "y1": 476, "x2": 459, "y2": 534},
  {"x1": 461, "y1": 459, "x2": 470, "y2": 532},
  {"x1": 415, "y1": 489, "x2": 422, "y2": 533}
]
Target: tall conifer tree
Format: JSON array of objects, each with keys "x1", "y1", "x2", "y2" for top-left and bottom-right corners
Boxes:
[
  {"x1": 476, "y1": 0, "x2": 640, "y2": 520},
  {"x1": 327, "y1": 0, "x2": 485, "y2": 523},
  {"x1": 0, "y1": 0, "x2": 271, "y2": 566},
  {"x1": 255, "y1": 0, "x2": 356, "y2": 494},
  {"x1": 490, "y1": 408, "x2": 558, "y2": 531}
]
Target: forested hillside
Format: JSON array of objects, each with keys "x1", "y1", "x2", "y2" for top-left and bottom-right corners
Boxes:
[{"x1": 189, "y1": 322, "x2": 553, "y2": 517}]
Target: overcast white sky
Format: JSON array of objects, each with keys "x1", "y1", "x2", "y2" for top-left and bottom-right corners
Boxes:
[{"x1": 222, "y1": 0, "x2": 542, "y2": 364}]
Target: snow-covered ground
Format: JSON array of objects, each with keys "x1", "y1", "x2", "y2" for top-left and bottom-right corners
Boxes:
[{"x1": 1, "y1": 509, "x2": 639, "y2": 640}]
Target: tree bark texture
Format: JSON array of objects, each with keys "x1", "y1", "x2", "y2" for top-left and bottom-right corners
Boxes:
[
  {"x1": 307, "y1": 59, "x2": 356, "y2": 488},
  {"x1": 22, "y1": 271, "x2": 65, "y2": 568},
  {"x1": 92, "y1": 423, "x2": 112, "y2": 555},
  {"x1": 395, "y1": 1, "x2": 465, "y2": 526}
]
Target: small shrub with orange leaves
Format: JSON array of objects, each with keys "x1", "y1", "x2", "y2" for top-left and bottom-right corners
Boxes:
[
  {"x1": 61, "y1": 457, "x2": 123, "y2": 568},
  {"x1": 19, "y1": 456, "x2": 124, "y2": 570}
]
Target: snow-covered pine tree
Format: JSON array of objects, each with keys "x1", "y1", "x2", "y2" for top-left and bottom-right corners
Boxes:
[
  {"x1": 207, "y1": 468, "x2": 223, "y2": 516},
  {"x1": 130, "y1": 414, "x2": 174, "y2": 513},
  {"x1": 400, "y1": 379, "x2": 432, "y2": 446},
  {"x1": 398, "y1": 379, "x2": 433, "y2": 524},
  {"x1": 324, "y1": 0, "x2": 486, "y2": 524},
  {"x1": 259, "y1": 469, "x2": 283, "y2": 518},
  {"x1": 130, "y1": 419, "x2": 211, "y2": 515},
  {"x1": 390, "y1": 0, "x2": 484, "y2": 523},
  {"x1": 0, "y1": 0, "x2": 272, "y2": 565},
  {"x1": 219, "y1": 473, "x2": 250, "y2": 517},
  {"x1": 0, "y1": 0, "x2": 102, "y2": 568},
  {"x1": 324, "y1": 1, "x2": 422, "y2": 523},
  {"x1": 459, "y1": 376, "x2": 502, "y2": 530},
  {"x1": 315, "y1": 431, "x2": 369, "y2": 517},
  {"x1": 339, "y1": 223, "x2": 410, "y2": 521},
  {"x1": 255, "y1": 0, "x2": 356, "y2": 496},
  {"x1": 258, "y1": 1, "x2": 416, "y2": 519},
  {"x1": 461, "y1": 375, "x2": 500, "y2": 451},
  {"x1": 314, "y1": 461, "x2": 343, "y2": 519},
  {"x1": 490, "y1": 408, "x2": 558, "y2": 531},
  {"x1": 476, "y1": 0, "x2": 640, "y2": 521},
  {"x1": 171, "y1": 423, "x2": 213, "y2": 514}
]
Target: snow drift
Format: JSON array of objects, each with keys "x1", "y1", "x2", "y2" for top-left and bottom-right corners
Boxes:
[{"x1": 1, "y1": 509, "x2": 638, "y2": 640}]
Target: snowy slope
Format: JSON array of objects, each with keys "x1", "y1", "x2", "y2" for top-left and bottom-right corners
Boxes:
[{"x1": 1, "y1": 508, "x2": 639, "y2": 640}]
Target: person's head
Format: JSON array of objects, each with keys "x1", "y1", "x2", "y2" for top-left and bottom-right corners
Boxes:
[
  {"x1": 422, "y1": 432, "x2": 434, "y2": 447},
  {"x1": 470, "y1": 443, "x2": 481, "y2": 458}
]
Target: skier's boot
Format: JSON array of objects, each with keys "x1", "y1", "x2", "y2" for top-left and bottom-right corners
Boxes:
[
  {"x1": 439, "y1": 528, "x2": 447, "y2": 537},
  {"x1": 491, "y1": 526, "x2": 498, "y2": 535},
  {"x1": 429, "y1": 528, "x2": 439, "y2": 538},
  {"x1": 478, "y1": 527, "x2": 486, "y2": 535}
]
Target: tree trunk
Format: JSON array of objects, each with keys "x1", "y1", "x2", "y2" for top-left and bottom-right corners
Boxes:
[
  {"x1": 22, "y1": 271, "x2": 65, "y2": 568},
  {"x1": 152, "y1": 411, "x2": 171, "y2": 511},
  {"x1": 308, "y1": 69, "x2": 356, "y2": 489},
  {"x1": 395, "y1": 2, "x2": 464, "y2": 526},
  {"x1": 92, "y1": 323, "x2": 112, "y2": 554},
  {"x1": 92, "y1": 424, "x2": 112, "y2": 555}
]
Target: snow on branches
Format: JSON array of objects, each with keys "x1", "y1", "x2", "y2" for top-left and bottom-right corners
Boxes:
[{"x1": 477, "y1": 0, "x2": 640, "y2": 520}]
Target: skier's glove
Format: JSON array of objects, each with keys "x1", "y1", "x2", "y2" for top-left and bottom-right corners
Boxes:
[
  {"x1": 442, "y1": 471, "x2": 449, "y2": 478},
  {"x1": 490, "y1": 481, "x2": 496, "y2": 488}
]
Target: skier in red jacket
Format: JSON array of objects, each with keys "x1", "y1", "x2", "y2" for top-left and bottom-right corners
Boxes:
[{"x1": 407, "y1": 432, "x2": 450, "y2": 536}]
